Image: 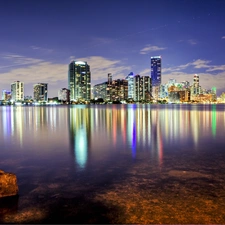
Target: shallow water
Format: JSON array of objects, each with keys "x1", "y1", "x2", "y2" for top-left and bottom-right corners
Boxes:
[{"x1": 0, "y1": 104, "x2": 225, "y2": 223}]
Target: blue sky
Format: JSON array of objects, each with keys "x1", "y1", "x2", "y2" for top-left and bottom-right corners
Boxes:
[{"x1": 0, "y1": 0, "x2": 225, "y2": 97}]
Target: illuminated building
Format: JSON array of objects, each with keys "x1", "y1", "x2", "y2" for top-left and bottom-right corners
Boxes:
[
  {"x1": 68, "y1": 61, "x2": 91, "y2": 101},
  {"x1": 111, "y1": 79, "x2": 128, "y2": 101},
  {"x1": 33, "y1": 83, "x2": 48, "y2": 102},
  {"x1": 107, "y1": 73, "x2": 112, "y2": 101},
  {"x1": 181, "y1": 80, "x2": 190, "y2": 88},
  {"x1": 211, "y1": 87, "x2": 217, "y2": 101},
  {"x1": 2, "y1": 90, "x2": 11, "y2": 101},
  {"x1": 58, "y1": 88, "x2": 70, "y2": 102},
  {"x1": 151, "y1": 56, "x2": 161, "y2": 87},
  {"x1": 190, "y1": 74, "x2": 202, "y2": 99},
  {"x1": 94, "y1": 74, "x2": 128, "y2": 101},
  {"x1": 133, "y1": 75, "x2": 151, "y2": 101},
  {"x1": 142, "y1": 75, "x2": 152, "y2": 101},
  {"x1": 93, "y1": 82, "x2": 108, "y2": 100},
  {"x1": 11, "y1": 81, "x2": 24, "y2": 102},
  {"x1": 151, "y1": 56, "x2": 161, "y2": 100},
  {"x1": 159, "y1": 85, "x2": 166, "y2": 99},
  {"x1": 125, "y1": 72, "x2": 135, "y2": 99},
  {"x1": 94, "y1": 73, "x2": 151, "y2": 102},
  {"x1": 168, "y1": 90, "x2": 190, "y2": 103}
]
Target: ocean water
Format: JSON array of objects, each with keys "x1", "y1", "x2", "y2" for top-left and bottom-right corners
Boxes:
[{"x1": 0, "y1": 104, "x2": 225, "y2": 223}]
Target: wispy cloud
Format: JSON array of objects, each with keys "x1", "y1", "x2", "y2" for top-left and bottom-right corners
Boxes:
[
  {"x1": 0, "y1": 54, "x2": 131, "y2": 96},
  {"x1": 77, "y1": 56, "x2": 131, "y2": 82},
  {"x1": 162, "y1": 71, "x2": 225, "y2": 91},
  {"x1": 138, "y1": 68, "x2": 150, "y2": 76},
  {"x1": 2, "y1": 54, "x2": 43, "y2": 66},
  {"x1": 1, "y1": 54, "x2": 44, "y2": 68},
  {"x1": 0, "y1": 61, "x2": 66, "y2": 85},
  {"x1": 30, "y1": 45, "x2": 53, "y2": 53},
  {"x1": 222, "y1": 36, "x2": 225, "y2": 39},
  {"x1": 206, "y1": 65, "x2": 225, "y2": 72},
  {"x1": 187, "y1": 39, "x2": 197, "y2": 45},
  {"x1": 161, "y1": 59, "x2": 211, "y2": 73},
  {"x1": 140, "y1": 45, "x2": 167, "y2": 54},
  {"x1": 140, "y1": 59, "x2": 225, "y2": 93},
  {"x1": 179, "y1": 39, "x2": 198, "y2": 45},
  {"x1": 191, "y1": 59, "x2": 211, "y2": 68}
]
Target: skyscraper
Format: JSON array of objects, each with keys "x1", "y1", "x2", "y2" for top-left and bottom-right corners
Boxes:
[
  {"x1": 190, "y1": 74, "x2": 201, "y2": 99},
  {"x1": 133, "y1": 75, "x2": 151, "y2": 101},
  {"x1": 33, "y1": 83, "x2": 48, "y2": 102},
  {"x1": 151, "y1": 56, "x2": 161, "y2": 87},
  {"x1": 125, "y1": 72, "x2": 135, "y2": 99},
  {"x1": 68, "y1": 61, "x2": 91, "y2": 101},
  {"x1": 11, "y1": 81, "x2": 24, "y2": 102},
  {"x1": 107, "y1": 73, "x2": 112, "y2": 101},
  {"x1": 151, "y1": 56, "x2": 161, "y2": 100},
  {"x1": 2, "y1": 90, "x2": 11, "y2": 101}
]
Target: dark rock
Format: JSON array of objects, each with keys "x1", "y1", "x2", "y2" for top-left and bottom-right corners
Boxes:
[{"x1": 0, "y1": 170, "x2": 19, "y2": 198}]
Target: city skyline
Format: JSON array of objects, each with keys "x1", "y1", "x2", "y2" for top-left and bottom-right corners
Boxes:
[{"x1": 0, "y1": 0, "x2": 225, "y2": 97}]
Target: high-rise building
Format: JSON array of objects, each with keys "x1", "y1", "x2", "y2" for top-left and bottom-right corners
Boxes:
[
  {"x1": 125, "y1": 72, "x2": 135, "y2": 99},
  {"x1": 68, "y1": 61, "x2": 91, "y2": 101},
  {"x1": 133, "y1": 75, "x2": 151, "y2": 101},
  {"x1": 151, "y1": 56, "x2": 161, "y2": 87},
  {"x1": 11, "y1": 81, "x2": 24, "y2": 102},
  {"x1": 107, "y1": 73, "x2": 112, "y2": 101},
  {"x1": 58, "y1": 88, "x2": 70, "y2": 102},
  {"x1": 2, "y1": 90, "x2": 11, "y2": 101},
  {"x1": 111, "y1": 79, "x2": 128, "y2": 101},
  {"x1": 151, "y1": 56, "x2": 161, "y2": 100},
  {"x1": 33, "y1": 83, "x2": 48, "y2": 102},
  {"x1": 93, "y1": 82, "x2": 108, "y2": 100},
  {"x1": 190, "y1": 74, "x2": 201, "y2": 100}
]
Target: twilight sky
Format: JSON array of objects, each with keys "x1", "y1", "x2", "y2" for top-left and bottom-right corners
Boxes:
[{"x1": 0, "y1": 0, "x2": 225, "y2": 97}]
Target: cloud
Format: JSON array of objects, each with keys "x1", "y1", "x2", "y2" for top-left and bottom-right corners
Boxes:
[
  {"x1": 191, "y1": 59, "x2": 211, "y2": 68},
  {"x1": 0, "y1": 54, "x2": 131, "y2": 96},
  {"x1": 138, "y1": 68, "x2": 150, "y2": 77},
  {"x1": 1, "y1": 54, "x2": 44, "y2": 68},
  {"x1": 187, "y1": 39, "x2": 197, "y2": 45},
  {"x1": 77, "y1": 56, "x2": 131, "y2": 83},
  {"x1": 140, "y1": 59, "x2": 225, "y2": 94},
  {"x1": 161, "y1": 71, "x2": 225, "y2": 92},
  {"x1": 206, "y1": 65, "x2": 225, "y2": 72},
  {"x1": 30, "y1": 45, "x2": 53, "y2": 53},
  {"x1": 178, "y1": 39, "x2": 198, "y2": 45},
  {"x1": 0, "y1": 62, "x2": 67, "y2": 85},
  {"x1": 140, "y1": 45, "x2": 166, "y2": 54},
  {"x1": 161, "y1": 59, "x2": 211, "y2": 73},
  {"x1": 222, "y1": 36, "x2": 225, "y2": 39}
]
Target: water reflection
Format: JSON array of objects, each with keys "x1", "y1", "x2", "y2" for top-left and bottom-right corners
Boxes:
[
  {"x1": 0, "y1": 104, "x2": 225, "y2": 168},
  {"x1": 66, "y1": 104, "x2": 225, "y2": 169},
  {"x1": 0, "y1": 106, "x2": 70, "y2": 152},
  {"x1": 69, "y1": 106, "x2": 91, "y2": 169}
]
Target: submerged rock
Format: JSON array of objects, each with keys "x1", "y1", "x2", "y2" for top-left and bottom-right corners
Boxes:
[{"x1": 0, "y1": 170, "x2": 19, "y2": 198}]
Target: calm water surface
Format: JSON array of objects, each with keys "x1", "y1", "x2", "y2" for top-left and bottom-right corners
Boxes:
[{"x1": 0, "y1": 104, "x2": 225, "y2": 223}]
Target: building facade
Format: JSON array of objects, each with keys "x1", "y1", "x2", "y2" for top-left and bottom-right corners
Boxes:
[
  {"x1": 125, "y1": 72, "x2": 135, "y2": 100},
  {"x1": 111, "y1": 79, "x2": 128, "y2": 101},
  {"x1": 2, "y1": 90, "x2": 11, "y2": 101},
  {"x1": 107, "y1": 73, "x2": 112, "y2": 101},
  {"x1": 93, "y1": 82, "x2": 108, "y2": 100},
  {"x1": 11, "y1": 81, "x2": 24, "y2": 102},
  {"x1": 68, "y1": 61, "x2": 91, "y2": 102},
  {"x1": 33, "y1": 83, "x2": 48, "y2": 102},
  {"x1": 151, "y1": 56, "x2": 161, "y2": 100},
  {"x1": 190, "y1": 74, "x2": 202, "y2": 100},
  {"x1": 133, "y1": 75, "x2": 151, "y2": 101},
  {"x1": 58, "y1": 88, "x2": 70, "y2": 102},
  {"x1": 151, "y1": 56, "x2": 161, "y2": 87}
]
